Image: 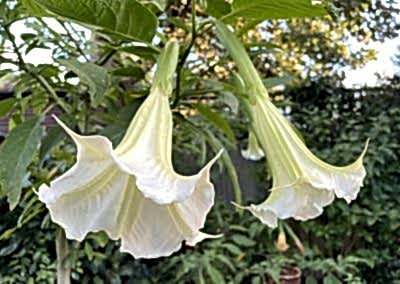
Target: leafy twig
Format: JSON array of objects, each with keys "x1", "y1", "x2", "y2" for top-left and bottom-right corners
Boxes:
[
  {"x1": 58, "y1": 20, "x2": 89, "y2": 61},
  {"x1": 3, "y1": 24, "x2": 70, "y2": 113}
]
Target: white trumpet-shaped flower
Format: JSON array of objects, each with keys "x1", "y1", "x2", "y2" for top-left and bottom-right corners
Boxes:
[
  {"x1": 38, "y1": 41, "x2": 222, "y2": 258},
  {"x1": 216, "y1": 21, "x2": 368, "y2": 228},
  {"x1": 241, "y1": 130, "x2": 265, "y2": 161}
]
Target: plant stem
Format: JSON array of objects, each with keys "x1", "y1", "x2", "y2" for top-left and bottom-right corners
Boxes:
[
  {"x1": 173, "y1": 0, "x2": 197, "y2": 107},
  {"x1": 58, "y1": 20, "x2": 89, "y2": 61},
  {"x1": 56, "y1": 228, "x2": 71, "y2": 284},
  {"x1": 3, "y1": 24, "x2": 70, "y2": 113}
]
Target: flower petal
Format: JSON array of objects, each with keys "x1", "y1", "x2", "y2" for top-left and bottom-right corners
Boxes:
[
  {"x1": 39, "y1": 116, "x2": 116, "y2": 205},
  {"x1": 119, "y1": 164, "x2": 222, "y2": 257},
  {"x1": 244, "y1": 183, "x2": 335, "y2": 228},
  {"x1": 241, "y1": 130, "x2": 265, "y2": 161},
  {"x1": 113, "y1": 90, "x2": 223, "y2": 204}
]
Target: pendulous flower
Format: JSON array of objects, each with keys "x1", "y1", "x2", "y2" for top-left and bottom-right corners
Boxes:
[
  {"x1": 241, "y1": 130, "x2": 265, "y2": 161},
  {"x1": 216, "y1": 21, "x2": 368, "y2": 228},
  {"x1": 38, "y1": 41, "x2": 222, "y2": 258}
]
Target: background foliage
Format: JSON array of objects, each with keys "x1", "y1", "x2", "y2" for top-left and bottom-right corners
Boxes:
[{"x1": 0, "y1": 0, "x2": 399, "y2": 283}]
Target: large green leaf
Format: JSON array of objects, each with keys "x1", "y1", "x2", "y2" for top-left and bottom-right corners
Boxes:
[
  {"x1": 0, "y1": 117, "x2": 44, "y2": 210},
  {"x1": 224, "y1": 0, "x2": 327, "y2": 23},
  {"x1": 32, "y1": 0, "x2": 158, "y2": 42},
  {"x1": 58, "y1": 59, "x2": 111, "y2": 107}
]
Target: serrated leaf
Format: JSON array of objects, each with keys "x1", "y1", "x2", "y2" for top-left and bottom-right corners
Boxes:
[
  {"x1": 33, "y1": 0, "x2": 158, "y2": 42},
  {"x1": 196, "y1": 103, "x2": 236, "y2": 143},
  {"x1": 0, "y1": 117, "x2": 44, "y2": 210},
  {"x1": 59, "y1": 59, "x2": 111, "y2": 107},
  {"x1": 0, "y1": 98, "x2": 16, "y2": 118},
  {"x1": 224, "y1": 0, "x2": 327, "y2": 24}
]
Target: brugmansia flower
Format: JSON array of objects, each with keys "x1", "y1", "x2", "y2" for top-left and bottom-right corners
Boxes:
[
  {"x1": 241, "y1": 130, "x2": 265, "y2": 161},
  {"x1": 216, "y1": 21, "x2": 368, "y2": 228},
  {"x1": 38, "y1": 41, "x2": 222, "y2": 258}
]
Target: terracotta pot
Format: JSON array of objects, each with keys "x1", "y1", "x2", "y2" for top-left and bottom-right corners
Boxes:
[
  {"x1": 279, "y1": 266, "x2": 302, "y2": 284},
  {"x1": 268, "y1": 266, "x2": 302, "y2": 284}
]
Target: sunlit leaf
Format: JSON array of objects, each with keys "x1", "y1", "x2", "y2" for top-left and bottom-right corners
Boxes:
[{"x1": 33, "y1": 0, "x2": 158, "y2": 42}]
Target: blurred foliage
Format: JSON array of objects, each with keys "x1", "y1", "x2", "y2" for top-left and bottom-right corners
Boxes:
[{"x1": 0, "y1": 0, "x2": 399, "y2": 283}]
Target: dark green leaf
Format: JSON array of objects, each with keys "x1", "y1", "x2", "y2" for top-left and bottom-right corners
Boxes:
[
  {"x1": 58, "y1": 59, "x2": 111, "y2": 107},
  {"x1": 196, "y1": 103, "x2": 236, "y2": 143},
  {"x1": 0, "y1": 117, "x2": 44, "y2": 210},
  {"x1": 111, "y1": 66, "x2": 145, "y2": 79},
  {"x1": 100, "y1": 99, "x2": 144, "y2": 145},
  {"x1": 33, "y1": 0, "x2": 158, "y2": 42},
  {"x1": 119, "y1": 45, "x2": 159, "y2": 59},
  {"x1": 39, "y1": 124, "x2": 66, "y2": 162}
]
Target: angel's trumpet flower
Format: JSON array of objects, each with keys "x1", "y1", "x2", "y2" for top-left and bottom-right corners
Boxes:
[
  {"x1": 38, "y1": 41, "x2": 222, "y2": 258},
  {"x1": 216, "y1": 21, "x2": 368, "y2": 228},
  {"x1": 241, "y1": 130, "x2": 265, "y2": 161}
]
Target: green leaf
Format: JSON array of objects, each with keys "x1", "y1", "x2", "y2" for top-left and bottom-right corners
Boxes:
[
  {"x1": 203, "y1": 129, "x2": 242, "y2": 205},
  {"x1": 119, "y1": 45, "x2": 159, "y2": 59},
  {"x1": 33, "y1": 0, "x2": 158, "y2": 42},
  {"x1": 196, "y1": 104, "x2": 236, "y2": 143},
  {"x1": 221, "y1": 243, "x2": 243, "y2": 256},
  {"x1": 0, "y1": 98, "x2": 16, "y2": 118},
  {"x1": 58, "y1": 59, "x2": 111, "y2": 107},
  {"x1": 21, "y1": 0, "x2": 48, "y2": 17},
  {"x1": 39, "y1": 124, "x2": 66, "y2": 162},
  {"x1": 100, "y1": 99, "x2": 144, "y2": 145},
  {"x1": 111, "y1": 66, "x2": 145, "y2": 79},
  {"x1": 205, "y1": 261, "x2": 226, "y2": 284},
  {"x1": 232, "y1": 234, "x2": 256, "y2": 247},
  {"x1": 224, "y1": 0, "x2": 327, "y2": 23},
  {"x1": 323, "y1": 274, "x2": 342, "y2": 284},
  {"x1": 203, "y1": 0, "x2": 231, "y2": 18},
  {"x1": 0, "y1": 117, "x2": 44, "y2": 210},
  {"x1": 141, "y1": 0, "x2": 167, "y2": 11}
]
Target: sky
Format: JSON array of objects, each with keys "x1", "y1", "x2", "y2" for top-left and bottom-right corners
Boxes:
[{"x1": 1, "y1": 18, "x2": 399, "y2": 89}]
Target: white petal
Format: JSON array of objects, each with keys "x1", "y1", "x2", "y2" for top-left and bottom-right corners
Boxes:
[
  {"x1": 38, "y1": 168, "x2": 130, "y2": 241},
  {"x1": 119, "y1": 166, "x2": 222, "y2": 257},
  {"x1": 114, "y1": 91, "x2": 223, "y2": 204},
  {"x1": 241, "y1": 130, "x2": 265, "y2": 161},
  {"x1": 243, "y1": 183, "x2": 335, "y2": 228},
  {"x1": 39, "y1": 116, "x2": 116, "y2": 204}
]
